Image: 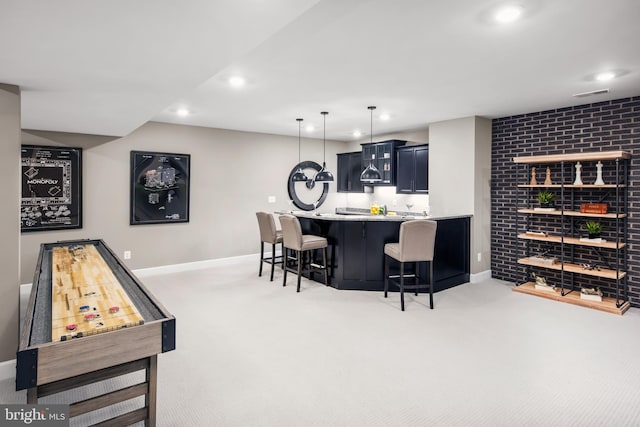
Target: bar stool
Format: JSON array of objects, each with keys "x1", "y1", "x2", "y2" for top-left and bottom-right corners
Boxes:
[
  {"x1": 384, "y1": 220, "x2": 437, "y2": 311},
  {"x1": 279, "y1": 215, "x2": 329, "y2": 292},
  {"x1": 256, "y1": 212, "x2": 284, "y2": 281}
]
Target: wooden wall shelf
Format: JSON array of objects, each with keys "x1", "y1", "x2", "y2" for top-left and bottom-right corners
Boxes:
[
  {"x1": 513, "y1": 150, "x2": 631, "y2": 164},
  {"x1": 513, "y1": 150, "x2": 630, "y2": 314},
  {"x1": 517, "y1": 233, "x2": 625, "y2": 249},
  {"x1": 517, "y1": 208, "x2": 625, "y2": 219},
  {"x1": 518, "y1": 184, "x2": 624, "y2": 188},
  {"x1": 512, "y1": 282, "x2": 630, "y2": 315},
  {"x1": 517, "y1": 257, "x2": 626, "y2": 280}
]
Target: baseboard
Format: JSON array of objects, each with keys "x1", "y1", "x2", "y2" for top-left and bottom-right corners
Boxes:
[
  {"x1": 470, "y1": 270, "x2": 492, "y2": 283},
  {"x1": 0, "y1": 359, "x2": 15, "y2": 382},
  {"x1": 133, "y1": 253, "x2": 265, "y2": 278}
]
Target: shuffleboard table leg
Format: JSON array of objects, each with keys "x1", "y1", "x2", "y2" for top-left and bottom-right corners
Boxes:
[
  {"x1": 146, "y1": 355, "x2": 158, "y2": 427},
  {"x1": 27, "y1": 387, "x2": 37, "y2": 404}
]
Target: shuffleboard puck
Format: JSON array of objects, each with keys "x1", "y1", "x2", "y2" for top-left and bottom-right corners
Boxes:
[{"x1": 109, "y1": 306, "x2": 120, "y2": 313}]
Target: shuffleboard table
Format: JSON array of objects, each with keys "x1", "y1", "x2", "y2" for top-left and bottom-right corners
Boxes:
[{"x1": 16, "y1": 239, "x2": 176, "y2": 426}]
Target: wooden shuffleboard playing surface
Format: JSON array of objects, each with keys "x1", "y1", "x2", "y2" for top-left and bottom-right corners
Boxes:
[{"x1": 51, "y1": 243, "x2": 144, "y2": 341}]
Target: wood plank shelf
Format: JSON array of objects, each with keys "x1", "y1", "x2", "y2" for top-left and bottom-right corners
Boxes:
[
  {"x1": 518, "y1": 184, "x2": 625, "y2": 188},
  {"x1": 513, "y1": 150, "x2": 631, "y2": 164},
  {"x1": 517, "y1": 257, "x2": 626, "y2": 280},
  {"x1": 512, "y1": 282, "x2": 630, "y2": 315},
  {"x1": 517, "y1": 208, "x2": 626, "y2": 219},
  {"x1": 517, "y1": 233, "x2": 626, "y2": 249}
]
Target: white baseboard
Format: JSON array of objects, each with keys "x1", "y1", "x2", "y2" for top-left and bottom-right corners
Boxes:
[
  {"x1": 133, "y1": 253, "x2": 264, "y2": 278},
  {"x1": 0, "y1": 359, "x2": 15, "y2": 382},
  {"x1": 470, "y1": 270, "x2": 492, "y2": 283}
]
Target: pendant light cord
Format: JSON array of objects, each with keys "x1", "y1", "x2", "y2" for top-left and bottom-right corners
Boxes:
[
  {"x1": 321, "y1": 111, "x2": 328, "y2": 163},
  {"x1": 297, "y1": 118, "x2": 303, "y2": 163},
  {"x1": 369, "y1": 106, "x2": 376, "y2": 144}
]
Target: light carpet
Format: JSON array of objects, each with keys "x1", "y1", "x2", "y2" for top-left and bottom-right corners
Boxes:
[{"x1": 2, "y1": 259, "x2": 640, "y2": 426}]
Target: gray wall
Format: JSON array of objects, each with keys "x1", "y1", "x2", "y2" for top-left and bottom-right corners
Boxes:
[
  {"x1": 20, "y1": 121, "x2": 345, "y2": 283},
  {"x1": 0, "y1": 84, "x2": 21, "y2": 362}
]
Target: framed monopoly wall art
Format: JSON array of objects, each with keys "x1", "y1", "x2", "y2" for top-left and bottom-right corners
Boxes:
[
  {"x1": 21, "y1": 145, "x2": 82, "y2": 232},
  {"x1": 130, "y1": 151, "x2": 190, "y2": 225}
]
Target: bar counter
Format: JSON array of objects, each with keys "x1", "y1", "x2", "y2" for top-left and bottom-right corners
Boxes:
[{"x1": 277, "y1": 210, "x2": 471, "y2": 292}]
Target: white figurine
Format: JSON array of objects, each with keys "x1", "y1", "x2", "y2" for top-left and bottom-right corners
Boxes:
[
  {"x1": 544, "y1": 167, "x2": 553, "y2": 186},
  {"x1": 594, "y1": 161, "x2": 605, "y2": 185},
  {"x1": 573, "y1": 162, "x2": 583, "y2": 185}
]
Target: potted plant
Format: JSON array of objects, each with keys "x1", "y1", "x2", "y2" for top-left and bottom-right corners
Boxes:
[
  {"x1": 583, "y1": 220, "x2": 602, "y2": 239},
  {"x1": 537, "y1": 190, "x2": 555, "y2": 208}
]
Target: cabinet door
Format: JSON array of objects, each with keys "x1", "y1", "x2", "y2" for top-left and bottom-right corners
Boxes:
[
  {"x1": 342, "y1": 222, "x2": 366, "y2": 280},
  {"x1": 414, "y1": 146, "x2": 429, "y2": 193},
  {"x1": 348, "y1": 152, "x2": 364, "y2": 192},
  {"x1": 337, "y1": 153, "x2": 350, "y2": 192},
  {"x1": 377, "y1": 144, "x2": 393, "y2": 184},
  {"x1": 396, "y1": 148, "x2": 414, "y2": 193}
]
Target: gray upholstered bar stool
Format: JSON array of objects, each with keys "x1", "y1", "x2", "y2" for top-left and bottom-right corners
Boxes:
[
  {"x1": 384, "y1": 219, "x2": 437, "y2": 311},
  {"x1": 279, "y1": 214, "x2": 329, "y2": 292},
  {"x1": 256, "y1": 212, "x2": 284, "y2": 281}
]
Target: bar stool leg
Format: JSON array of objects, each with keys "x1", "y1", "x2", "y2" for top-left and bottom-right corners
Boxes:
[
  {"x1": 296, "y1": 250, "x2": 303, "y2": 293},
  {"x1": 384, "y1": 255, "x2": 389, "y2": 298},
  {"x1": 280, "y1": 242, "x2": 285, "y2": 269},
  {"x1": 282, "y1": 248, "x2": 288, "y2": 287},
  {"x1": 429, "y1": 261, "x2": 434, "y2": 309},
  {"x1": 259, "y1": 241, "x2": 264, "y2": 277},
  {"x1": 414, "y1": 261, "x2": 419, "y2": 296},
  {"x1": 400, "y1": 262, "x2": 405, "y2": 311},
  {"x1": 270, "y1": 242, "x2": 276, "y2": 281},
  {"x1": 322, "y1": 247, "x2": 328, "y2": 285}
]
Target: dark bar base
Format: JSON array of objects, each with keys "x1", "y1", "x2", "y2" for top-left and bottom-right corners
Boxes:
[{"x1": 297, "y1": 216, "x2": 471, "y2": 292}]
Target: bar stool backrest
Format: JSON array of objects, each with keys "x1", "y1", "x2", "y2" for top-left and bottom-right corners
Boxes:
[
  {"x1": 399, "y1": 220, "x2": 437, "y2": 262},
  {"x1": 256, "y1": 212, "x2": 279, "y2": 244},
  {"x1": 280, "y1": 215, "x2": 303, "y2": 251}
]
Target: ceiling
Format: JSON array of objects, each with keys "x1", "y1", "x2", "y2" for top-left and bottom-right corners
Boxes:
[{"x1": 2, "y1": 0, "x2": 639, "y2": 141}]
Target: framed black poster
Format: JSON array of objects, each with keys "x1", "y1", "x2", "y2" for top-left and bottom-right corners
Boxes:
[
  {"x1": 130, "y1": 151, "x2": 190, "y2": 225},
  {"x1": 21, "y1": 145, "x2": 82, "y2": 232}
]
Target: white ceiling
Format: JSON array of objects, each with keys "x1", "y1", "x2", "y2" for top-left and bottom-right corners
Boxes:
[{"x1": 2, "y1": 0, "x2": 639, "y2": 141}]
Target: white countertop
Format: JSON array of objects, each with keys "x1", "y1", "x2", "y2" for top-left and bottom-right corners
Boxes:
[{"x1": 275, "y1": 210, "x2": 471, "y2": 222}]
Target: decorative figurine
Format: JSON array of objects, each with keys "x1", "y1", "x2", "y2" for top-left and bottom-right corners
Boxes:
[
  {"x1": 594, "y1": 161, "x2": 605, "y2": 185},
  {"x1": 573, "y1": 162, "x2": 583, "y2": 185},
  {"x1": 544, "y1": 166, "x2": 553, "y2": 186},
  {"x1": 530, "y1": 167, "x2": 537, "y2": 185},
  {"x1": 531, "y1": 272, "x2": 556, "y2": 291}
]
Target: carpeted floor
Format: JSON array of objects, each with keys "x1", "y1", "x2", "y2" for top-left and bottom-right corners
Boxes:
[{"x1": 3, "y1": 259, "x2": 640, "y2": 426}]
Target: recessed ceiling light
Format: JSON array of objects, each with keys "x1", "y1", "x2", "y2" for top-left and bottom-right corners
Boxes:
[
  {"x1": 353, "y1": 130, "x2": 362, "y2": 138},
  {"x1": 228, "y1": 76, "x2": 246, "y2": 88},
  {"x1": 305, "y1": 125, "x2": 315, "y2": 132},
  {"x1": 595, "y1": 71, "x2": 616, "y2": 81},
  {"x1": 379, "y1": 113, "x2": 390, "y2": 121},
  {"x1": 176, "y1": 108, "x2": 189, "y2": 117},
  {"x1": 495, "y1": 5, "x2": 523, "y2": 23}
]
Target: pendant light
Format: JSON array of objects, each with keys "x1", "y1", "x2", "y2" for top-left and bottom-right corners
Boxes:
[
  {"x1": 291, "y1": 118, "x2": 308, "y2": 182},
  {"x1": 314, "y1": 111, "x2": 334, "y2": 182},
  {"x1": 360, "y1": 106, "x2": 382, "y2": 182}
]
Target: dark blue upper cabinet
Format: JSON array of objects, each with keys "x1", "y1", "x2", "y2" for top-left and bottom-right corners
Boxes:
[
  {"x1": 360, "y1": 139, "x2": 406, "y2": 186},
  {"x1": 396, "y1": 144, "x2": 429, "y2": 194}
]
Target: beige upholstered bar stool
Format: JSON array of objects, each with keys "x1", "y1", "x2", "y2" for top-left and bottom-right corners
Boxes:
[
  {"x1": 384, "y1": 219, "x2": 437, "y2": 311},
  {"x1": 279, "y1": 215, "x2": 329, "y2": 292},
  {"x1": 256, "y1": 212, "x2": 284, "y2": 281}
]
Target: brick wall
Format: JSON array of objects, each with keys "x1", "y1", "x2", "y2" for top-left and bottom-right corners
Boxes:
[{"x1": 491, "y1": 96, "x2": 640, "y2": 307}]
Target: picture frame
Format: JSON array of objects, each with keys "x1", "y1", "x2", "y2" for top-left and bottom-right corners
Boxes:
[
  {"x1": 20, "y1": 145, "x2": 82, "y2": 232},
  {"x1": 130, "y1": 151, "x2": 190, "y2": 225}
]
